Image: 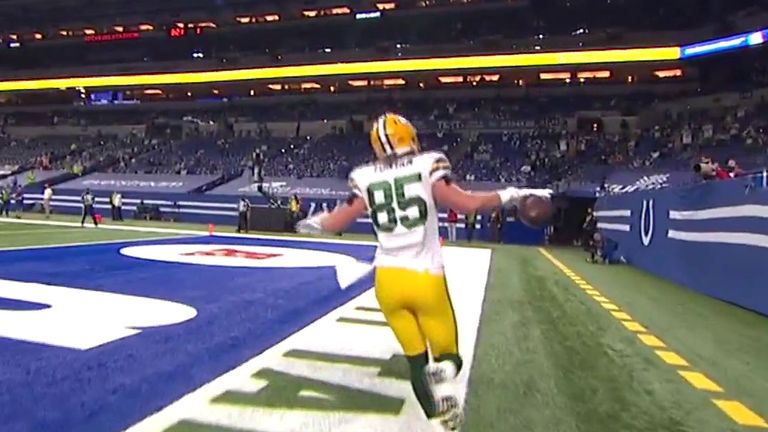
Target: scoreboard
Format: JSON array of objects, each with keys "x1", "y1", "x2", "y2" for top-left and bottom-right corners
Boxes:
[{"x1": 168, "y1": 26, "x2": 205, "y2": 39}]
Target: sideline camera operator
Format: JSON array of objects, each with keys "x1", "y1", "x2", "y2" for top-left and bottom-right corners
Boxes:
[{"x1": 693, "y1": 156, "x2": 730, "y2": 181}]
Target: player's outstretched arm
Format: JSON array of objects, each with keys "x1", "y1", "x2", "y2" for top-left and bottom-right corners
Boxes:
[
  {"x1": 432, "y1": 179, "x2": 551, "y2": 212},
  {"x1": 296, "y1": 196, "x2": 367, "y2": 234}
]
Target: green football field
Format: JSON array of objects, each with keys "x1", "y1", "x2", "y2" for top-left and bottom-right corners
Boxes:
[{"x1": 1, "y1": 215, "x2": 767, "y2": 431}]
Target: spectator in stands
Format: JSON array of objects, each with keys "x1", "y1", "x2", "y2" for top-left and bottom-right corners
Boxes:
[
  {"x1": 80, "y1": 188, "x2": 98, "y2": 227},
  {"x1": 446, "y1": 208, "x2": 458, "y2": 242},
  {"x1": 43, "y1": 184, "x2": 53, "y2": 219}
]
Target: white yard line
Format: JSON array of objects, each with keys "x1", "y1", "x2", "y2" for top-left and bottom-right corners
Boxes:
[{"x1": 0, "y1": 218, "x2": 377, "y2": 246}]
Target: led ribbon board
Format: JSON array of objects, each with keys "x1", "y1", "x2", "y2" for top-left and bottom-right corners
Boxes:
[
  {"x1": 681, "y1": 29, "x2": 767, "y2": 59},
  {"x1": 0, "y1": 47, "x2": 679, "y2": 92}
]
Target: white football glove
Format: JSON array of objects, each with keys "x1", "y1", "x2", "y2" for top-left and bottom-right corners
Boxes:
[
  {"x1": 296, "y1": 212, "x2": 329, "y2": 235},
  {"x1": 497, "y1": 187, "x2": 552, "y2": 206}
]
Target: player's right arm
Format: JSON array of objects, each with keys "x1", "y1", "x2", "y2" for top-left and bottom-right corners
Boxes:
[
  {"x1": 429, "y1": 151, "x2": 551, "y2": 212},
  {"x1": 433, "y1": 179, "x2": 552, "y2": 212},
  {"x1": 432, "y1": 179, "x2": 502, "y2": 213}
]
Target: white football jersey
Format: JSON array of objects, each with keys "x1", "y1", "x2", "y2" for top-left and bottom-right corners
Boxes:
[{"x1": 349, "y1": 151, "x2": 451, "y2": 273}]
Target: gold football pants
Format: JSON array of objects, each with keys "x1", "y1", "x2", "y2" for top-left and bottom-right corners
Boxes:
[{"x1": 374, "y1": 266, "x2": 458, "y2": 358}]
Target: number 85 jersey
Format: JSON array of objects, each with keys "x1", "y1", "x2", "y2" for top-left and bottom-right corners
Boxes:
[{"x1": 349, "y1": 151, "x2": 451, "y2": 273}]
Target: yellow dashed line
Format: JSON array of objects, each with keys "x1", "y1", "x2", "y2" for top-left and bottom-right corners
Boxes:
[
  {"x1": 655, "y1": 350, "x2": 689, "y2": 366},
  {"x1": 537, "y1": 247, "x2": 768, "y2": 430},
  {"x1": 621, "y1": 321, "x2": 648, "y2": 332},
  {"x1": 611, "y1": 311, "x2": 633, "y2": 320},
  {"x1": 637, "y1": 334, "x2": 667, "y2": 348},
  {"x1": 712, "y1": 400, "x2": 768, "y2": 428},
  {"x1": 678, "y1": 371, "x2": 724, "y2": 392}
]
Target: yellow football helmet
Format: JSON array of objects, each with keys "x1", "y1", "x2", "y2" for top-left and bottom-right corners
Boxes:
[{"x1": 370, "y1": 112, "x2": 420, "y2": 160}]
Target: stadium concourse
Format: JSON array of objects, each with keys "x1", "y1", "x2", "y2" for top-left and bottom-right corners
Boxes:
[{"x1": 0, "y1": 215, "x2": 767, "y2": 432}]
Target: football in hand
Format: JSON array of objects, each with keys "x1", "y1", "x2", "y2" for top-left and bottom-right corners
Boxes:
[{"x1": 518, "y1": 195, "x2": 554, "y2": 228}]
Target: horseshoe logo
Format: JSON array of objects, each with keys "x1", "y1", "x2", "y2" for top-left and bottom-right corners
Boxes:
[{"x1": 640, "y1": 199, "x2": 654, "y2": 246}]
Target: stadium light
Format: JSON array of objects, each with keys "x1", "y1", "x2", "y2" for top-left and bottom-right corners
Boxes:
[
  {"x1": 261, "y1": 14, "x2": 280, "y2": 22},
  {"x1": 0, "y1": 46, "x2": 680, "y2": 92},
  {"x1": 381, "y1": 78, "x2": 406, "y2": 86},
  {"x1": 653, "y1": 68, "x2": 683, "y2": 78},
  {"x1": 539, "y1": 72, "x2": 571, "y2": 80},
  {"x1": 376, "y1": 2, "x2": 397, "y2": 10},
  {"x1": 438, "y1": 75, "x2": 464, "y2": 83},
  {"x1": 577, "y1": 70, "x2": 611, "y2": 79}
]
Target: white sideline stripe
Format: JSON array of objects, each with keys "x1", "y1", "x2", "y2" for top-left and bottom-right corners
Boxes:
[
  {"x1": 0, "y1": 218, "x2": 378, "y2": 246},
  {"x1": 40, "y1": 201, "x2": 238, "y2": 216},
  {"x1": 597, "y1": 222, "x2": 630, "y2": 232},
  {"x1": 668, "y1": 230, "x2": 768, "y2": 248},
  {"x1": 0, "y1": 233, "x2": 195, "y2": 252},
  {"x1": 594, "y1": 209, "x2": 631, "y2": 217},
  {"x1": 0, "y1": 228, "x2": 81, "y2": 235},
  {"x1": 26, "y1": 195, "x2": 244, "y2": 210},
  {"x1": 669, "y1": 205, "x2": 768, "y2": 220}
]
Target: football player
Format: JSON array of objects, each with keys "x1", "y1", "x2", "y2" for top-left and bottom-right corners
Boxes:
[{"x1": 297, "y1": 113, "x2": 550, "y2": 430}]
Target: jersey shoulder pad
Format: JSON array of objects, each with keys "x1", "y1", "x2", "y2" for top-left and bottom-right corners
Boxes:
[
  {"x1": 419, "y1": 151, "x2": 452, "y2": 182},
  {"x1": 348, "y1": 163, "x2": 374, "y2": 197}
]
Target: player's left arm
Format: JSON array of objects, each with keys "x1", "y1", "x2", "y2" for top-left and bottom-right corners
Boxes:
[
  {"x1": 297, "y1": 176, "x2": 368, "y2": 235},
  {"x1": 315, "y1": 195, "x2": 368, "y2": 233}
]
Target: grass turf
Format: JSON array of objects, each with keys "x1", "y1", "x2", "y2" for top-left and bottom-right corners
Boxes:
[
  {"x1": 1, "y1": 216, "x2": 767, "y2": 431},
  {"x1": 465, "y1": 245, "x2": 768, "y2": 432}
]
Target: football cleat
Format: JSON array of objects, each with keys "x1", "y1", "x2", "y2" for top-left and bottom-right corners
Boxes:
[
  {"x1": 425, "y1": 360, "x2": 459, "y2": 387},
  {"x1": 434, "y1": 395, "x2": 463, "y2": 431},
  {"x1": 370, "y1": 112, "x2": 420, "y2": 160}
]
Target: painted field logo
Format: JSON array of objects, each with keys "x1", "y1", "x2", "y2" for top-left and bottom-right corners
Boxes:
[
  {"x1": 119, "y1": 244, "x2": 373, "y2": 289},
  {"x1": 183, "y1": 248, "x2": 282, "y2": 260}
]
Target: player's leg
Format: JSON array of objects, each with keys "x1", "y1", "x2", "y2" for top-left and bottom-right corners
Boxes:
[
  {"x1": 375, "y1": 267, "x2": 437, "y2": 419},
  {"x1": 80, "y1": 206, "x2": 87, "y2": 226},
  {"x1": 413, "y1": 272, "x2": 464, "y2": 430},
  {"x1": 417, "y1": 273, "x2": 462, "y2": 374}
]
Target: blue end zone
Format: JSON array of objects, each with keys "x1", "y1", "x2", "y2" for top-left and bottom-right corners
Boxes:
[{"x1": 0, "y1": 235, "x2": 376, "y2": 432}]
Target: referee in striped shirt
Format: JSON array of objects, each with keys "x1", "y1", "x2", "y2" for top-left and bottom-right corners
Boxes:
[{"x1": 81, "y1": 188, "x2": 99, "y2": 227}]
